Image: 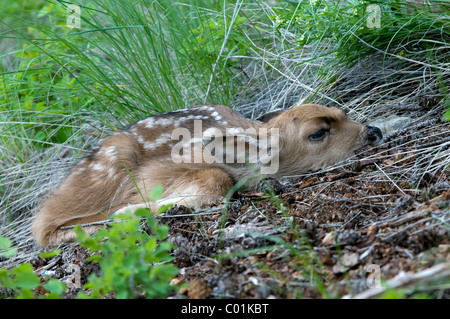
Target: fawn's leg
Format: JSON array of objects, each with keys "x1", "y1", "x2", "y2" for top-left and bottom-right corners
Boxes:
[{"x1": 114, "y1": 167, "x2": 235, "y2": 215}]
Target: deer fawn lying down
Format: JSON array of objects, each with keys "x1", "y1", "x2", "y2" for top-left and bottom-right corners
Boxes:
[{"x1": 32, "y1": 104, "x2": 382, "y2": 247}]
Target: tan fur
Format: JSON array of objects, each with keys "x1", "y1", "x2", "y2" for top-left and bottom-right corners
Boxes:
[{"x1": 32, "y1": 104, "x2": 381, "y2": 247}]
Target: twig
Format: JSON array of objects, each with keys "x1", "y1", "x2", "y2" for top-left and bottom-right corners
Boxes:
[
  {"x1": 346, "y1": 262, "x2": 450, "y2": 299},
  {"x1": 374, "y1": 163, "x2": 406, "y2": 195},
  {"x1": 60, "y1": 220, "x2": 112, "y2": 230},
  {"x1": 381, "y1": 217, "x2": 433, "y2": 242},
  {"x1": 59, "y1": 208, "x2": 224, "y2": 229},
  {"x1": 389, "y1": 209, "x2": 430, "y2": 227},
  {"x1": 158, "y1": 210, "x2": 222, "y2": 219}
]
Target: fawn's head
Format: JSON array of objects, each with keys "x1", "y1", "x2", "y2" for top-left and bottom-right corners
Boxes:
[{"x1": 266, "y1": 104, "x2": 382, "y2": 174}]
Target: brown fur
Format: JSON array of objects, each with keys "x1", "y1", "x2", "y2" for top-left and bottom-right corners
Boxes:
[{"x1": 32, "y1": 104, "x2": 381, "y2": 247}]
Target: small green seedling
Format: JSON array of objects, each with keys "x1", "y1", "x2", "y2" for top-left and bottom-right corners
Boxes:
[{"x1": 75, "y1": 185, "x2": 179, "y2": 299}]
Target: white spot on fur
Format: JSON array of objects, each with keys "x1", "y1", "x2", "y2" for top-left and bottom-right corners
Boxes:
[
  {"x1": 107, "y1": 167, "x2": 116, "y2": 178},
  {"x1": 189, "y1": 137, "x2": 203, "y2": 144},
  {"x1": 143, "y1": 142, "x2": 155, "y2": 150},
  {"x1": 203, "y1": 127, "x2": 222, "y2": 138},
  {"x1": 172, "y1": 108, "x2": 189, "y2": 113},
  {"x1": 90, "y1": 163, "x2": 105, "y2": 171},
  {"x1": 104, "y1": 146, "x2": 117, "y2": 161},
  {"x1": 227, "y1": 127, "x2": 242, "y2": 135},
  {"x1": 143, "y1": 133, "x2": 171, "y2": 150},
  {"x1": 73, "y1": 167, "x2": 86, "y2": 175},
  {"x1": 154, "y1": 117, "x2": 174, "y2": 126},
  {"x1": 140, "y1": 117, "x2": 155, "y2": 128}
]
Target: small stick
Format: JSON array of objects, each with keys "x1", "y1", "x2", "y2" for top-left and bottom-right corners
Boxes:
[
  {"x1": 60, "y1": 209, "x2": 223, "y2": 229},
  {"x1": 374, "y1": 163, "x2": 406, "y2": 195},
  {"x1": 346, "y1": 262, "x2": 450, "y2": 299},
  {"x1": 60, "y1": 220, "x2": 112, "y2": 230}
]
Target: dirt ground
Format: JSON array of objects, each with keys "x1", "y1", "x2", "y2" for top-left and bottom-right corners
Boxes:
[
  {"x1": 17, "y1": 105, "x2": 449, "y2": 299},
  {"x1": 161, "y1": 150, "x2": 450, "y2": 299}
]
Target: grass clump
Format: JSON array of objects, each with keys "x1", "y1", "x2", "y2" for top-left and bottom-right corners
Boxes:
[
  {"x1": 272, "y1": 0, "x2": 449, "y2": 117},
  {"x1": 0, "y1": 1, "x2": 96, "y2": 151},
  {"x1": 34, "y1": 0, "x2": 257, "y2": 121},
  {"x1": 274, "y1": 0, "x2": 449, "y2": 66}
]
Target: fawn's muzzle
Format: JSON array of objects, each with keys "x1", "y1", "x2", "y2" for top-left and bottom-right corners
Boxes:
[{"x1": 366, "y1": 126, "x2": 382, "y2": 144}]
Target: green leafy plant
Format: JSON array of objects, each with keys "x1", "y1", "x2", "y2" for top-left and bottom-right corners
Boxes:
[
  {"x1": 2, "y1": 182, "x2": 178, "y2": 299},
  {"x1": 0, "y1": 236, "x2": 17, "y2": 259},
  {"x1": 0, "y1": 263, "x2": 41, "y2": 299},
  {"x1": 75, "y1": 206, "x2": 179, "y2": 299},
  {"x1": 0, "y1": 1, "x2": 97, "y2": 151},
  {"x1": 0, "y1": 236, "x2": 66, "y2": 299},
  {"x1": 186, "y1": 14, "x2": 250, "y2": 68}
]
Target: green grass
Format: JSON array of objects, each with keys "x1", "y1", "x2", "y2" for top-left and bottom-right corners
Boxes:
[
  {"x1": 275, "y1": 0, "x2": 449, "y2": 66},
  {"x1": 1, "y1": 0, "x2": 447, "y2": 152},
  {"x1": 0, "y1": 0, "x2": 449, "y2": 299},
  {"x1": 0, "y1": 0, "x2": 274, "y2": 157},
  {"x1": 273, "y1": 0, "x2": 449, "y2": 112}
]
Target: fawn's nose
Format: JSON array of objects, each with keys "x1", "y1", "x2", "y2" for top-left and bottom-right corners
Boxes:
[{"x1": 366, "y1": 126, "x2": 382, "y2": 144}]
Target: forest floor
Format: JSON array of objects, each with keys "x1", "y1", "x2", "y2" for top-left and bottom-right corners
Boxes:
[{"x1": 7, "y1": 100, "x2": 448, "y2": 299}]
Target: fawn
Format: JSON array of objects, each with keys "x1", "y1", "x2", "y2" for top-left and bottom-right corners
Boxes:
[{"x1": 32, "y1": 104, "x2": 382, "y2": 246}]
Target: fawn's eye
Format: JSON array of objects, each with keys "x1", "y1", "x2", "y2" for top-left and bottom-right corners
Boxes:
[{"x1": 308, "y1": 129, "x2": 329, "y2": 141}]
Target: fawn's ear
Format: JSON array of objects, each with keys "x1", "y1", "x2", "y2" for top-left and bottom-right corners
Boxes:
[{"x1": 256, "y1": 109, "x2": 285, "y2": 123}]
